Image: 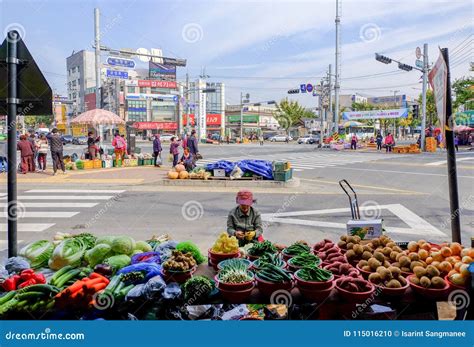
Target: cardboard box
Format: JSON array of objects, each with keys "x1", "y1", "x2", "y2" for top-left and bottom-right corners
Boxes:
[
  {"x1": 213, "y1": 169, "x2": 226, "y2": 177},
  {"x1": 346, "y1": 219, "x2": 383, "y2": 239}
]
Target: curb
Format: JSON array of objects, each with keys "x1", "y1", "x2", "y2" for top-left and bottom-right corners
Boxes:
[{"x1": 152, "y1": 177, "x2": 300, "y2": 188}]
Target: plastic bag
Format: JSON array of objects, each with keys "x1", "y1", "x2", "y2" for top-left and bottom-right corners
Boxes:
[
  {"x1": 168, "y1": 153, "x2": 173, "y2": 162},
  {"x1": 236, "y1": 160, "x2": 273, "y2": 180},
  {"x1": 154, "y1": 240, "x2": 178, "y2": 260},
  {"x1": 125, "y1": 284, "x2": 146, "y2": 301},
  {"x1": 117, "y1": 263, "x2": 162, "y2": 284},
  {"x1": 163, "y1": 282, "x2": 182, "y2": 299},
  {"x1": 144, "y1": 275, "x2": 167, "y2": 300},
  {"x1": 131, "y1": 252, "x2": 161, "y2": 265},
  {"x1": 205, "y1": 160, "x2": 235, "y2": 174},
  {"x1": 230, "y1": 166, "x2": 243, "y2": 179},
  {"x1": 5, "y1": 256, "x2": 30, "y2": 274}
]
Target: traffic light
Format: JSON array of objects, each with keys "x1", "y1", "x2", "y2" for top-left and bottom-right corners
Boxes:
[
  {"x1": 398, "y1": 63, "x2": 413, "y2": 71},
  {"x1": 375, "y1": 53, "x2": 392, "y2": 64},
  {"x1": 412, "y1": 104, "x2": 419, "y2": 119},
  {"x1": 287, "y1": 89, "x2": 300, "y2": 94}
]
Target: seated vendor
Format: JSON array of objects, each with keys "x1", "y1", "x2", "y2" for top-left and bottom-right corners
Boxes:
[{"x1": 227, "y1": 190, "x2": 263, "y2": 246}]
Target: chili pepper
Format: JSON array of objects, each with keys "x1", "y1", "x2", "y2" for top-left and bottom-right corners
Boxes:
[
  {"x1": 2, "y1": 275, "x2": 21, "y2": 291},
  {"x1": 18, "y1": 278, "x2": 36, "y2": 289},
  {"x1": 20, "y1": 269, "x2": 36, "y2": 281},
  {"x1": 33, "y1": 273, "x2": 46, "y2": 284}
]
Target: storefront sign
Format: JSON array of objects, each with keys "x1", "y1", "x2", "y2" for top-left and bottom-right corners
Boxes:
[
  {"x1": 342, "y1": 108, "x2": 408, "y2": 121},
  {"x1": 132, "y1": 122, "x2": 178, "y2": 130},
  {"x1": 136, "y1": 80, "x2": 177, "y2": 89},
  {"x1": 149, "y1": 62, "x2": 176, "y2": 81},
  {"x1": 126, "y1": 93, "x2": 177, "y2": 101},
  {"x1": 227, "y1": 114, "x2": 259, "y2": 123},
  {"x1": 182, "y1": 114, "x2": 222, "y2": 126},
  {"x1": 429, "y1": 52, "x2": 448, "y2": 131}
]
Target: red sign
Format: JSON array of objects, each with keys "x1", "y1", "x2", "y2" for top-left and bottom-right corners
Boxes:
[
  {"x1": 182, "y1": 114, "x2": 222, "y2": 126},
  {"x1": 84, "y1": 93, "x2": 97, "y2": 111},
  {"x1": 138, "y1": 80, "x2": 177, "y2": 89},
  {"x1": 133, "y1": 122, "x2": 178, "y2": 130}
]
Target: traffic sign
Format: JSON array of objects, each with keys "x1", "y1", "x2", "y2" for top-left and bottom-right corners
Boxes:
[
  {"x1": 415, "y1": 59, "x2": 423, "y2": 69},
  {"x1": 300, "y1": 84, "x2": 307, "y2": 93},
  {"x1": 106, "y1": 69, "x2": 128, "y2": 79},
  {"x1": 106, "y1": 56, "x2": 135, "y2": 68},
  {"x1": 306, "y1": 83, "x2": 313, "y2": 93},
  {"x1": 415, "y1": 47, "x2": 422, "y2": 59}
]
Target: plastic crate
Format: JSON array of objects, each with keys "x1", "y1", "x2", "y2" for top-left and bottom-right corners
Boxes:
[
  {"x1": 93, "y1": 159, "x2": 102, "y2": 169},
  {"x1": 123, "y1": 159, "x2": 131, "y2": 167},
  {"x1": 83, "y1": 160, "x2": 94, "y2": 169},
  {"x1": 102, "y1": 159, "x2": 113, "y2": 169},
  {"x1": 273, "y1": 168, "x2": 293, "y2": 182},
  {"x1": 129, "y1": 159, "x2": 138, "y2": 167},
  {"x1": 107, "y1": 148, "x2": 115, "y2": 156},
  {"x1": 138, "y1": 158, "x2": 144, "y2": 166},
  {"x1": 75, "y1": 160, "x2": 84, "y2": 170},
  {"x1": 113, "y1": 159, "x2": 122, "y2": 167},
  {"x1": 144, "y1": 159, "x2": 153, "y2": 166},
  {"x1": 272, "y1": 161, "x2": 290, "y2": 172}
]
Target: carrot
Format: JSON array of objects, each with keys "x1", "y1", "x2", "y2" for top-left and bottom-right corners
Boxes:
[
  {"x1": 90, "y1": 283, "x2": 107, "y2": 292},
  {"x1": 89, "y1": 272, "x2": 109, "y2": 282},
  {"x1": 70, "y1": 288, "x2": 84, "y2": 300},
  {"x1": 66, "y1": 280, "x2": 87, "y2": 294},
  {"x1": 84, "y1": 277, "x2": 109, "y2": 287}
]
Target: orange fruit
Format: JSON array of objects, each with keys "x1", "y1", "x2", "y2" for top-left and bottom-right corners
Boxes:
[
  {"x1": 425, "y1": 256, "x2": 433, "y2": 265},
  {"x1": 420, "y1": 243, "x2": 431, "y2": 251},
  {"x1": 431, "y1": 252, "x2": 444, "y2": 262},
  {"x1": 454, "y1": 262, "x2": 463, "y2": 272},
  {"x1": 440, "y1": 247, "x2": 452, "y2": 258},
  {"x1": 418, "y1": 249, "x2": 429, "y2": 260},
  {"x1": 461, "y1": 256, "x2": 473, "y2": 264},
  {"x1": 449, "y1": 242, "x2": 462, "y2": 256}
]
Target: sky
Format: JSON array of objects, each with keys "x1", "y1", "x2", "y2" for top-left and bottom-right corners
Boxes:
[{"x1": 1, "y1": 0, "x2": 472, "y2": 107}]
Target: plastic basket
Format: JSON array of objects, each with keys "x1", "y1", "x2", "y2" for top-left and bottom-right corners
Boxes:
[
  {"x1": 102, "y1": 159, "x2": 113, "y2": 169},
  {"x1": 273, "y1": 168, "x2": 293, "y2": 182},
  {"x1": 93, "y1": 159, "x2": 102, "y2": 169},
  {"x1": 75, "y1": 160, "x2": 84, "y2": 170},
  {"x1": 129, "y1": 159, "x2": 138, "y2": 167},
  {"x1": 272, "y1": 161, "x2": 290, "y2": 172},
  {"x1": 144, "y1": 159, "x2": 153, "y2": 166},
  {"x1": 123, "y1": 159, "x2": 131, "y2": 167},
  {"x1": 138, "y1": 158, "x2": 144, "y2": 166},
  {"x1": 113, "y1": 159, "x2": 122, "y2": 167},
  {"x1": 83, "y1": 160, "x2": 94, "y2": 169}
]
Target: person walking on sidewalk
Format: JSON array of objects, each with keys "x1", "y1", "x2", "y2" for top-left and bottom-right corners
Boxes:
[
  {"x1": 112, "y1": 132, "x2": 126, "y2": 166},
  {"x1": 17, "y1": 134, "x2": 35, "y2": 174},
  {"x1": 153, "y1": 133, "x2": 162, "y2": 167},
  {"x1": 454, "y1": 135, "x2": 459, "y2": 152},
  {"x1": 47, "y1": 128, "x2": 66, "y2": 175},
  {"x1": 36, "y1": 134, "x2": 49, "y2": 172},
  {"x1": 28, "y1": 133, "x2": 37, "y2": 172},
  {"x1": 259, "y1": 134, "x2": 264, "y2": 146},
  {"x1": 385, "y1": 132, "x2": 394, "y2": 153},
  {"x1": 351, "y1": 134, "x2": 358, "y2": 150},
  {"x1": 376, "y1": 132, "x2": 383, "y2": 151},
  {"x1": 169, "y1": 136, "x2": 181, "y2": 167},
  {"x1": 188, "y1": 130, "x2": 200, "y2": 160}
]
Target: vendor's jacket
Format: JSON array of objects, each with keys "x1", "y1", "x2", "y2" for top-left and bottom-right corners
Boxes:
[{"x1": 227, "y1": 206, "x2": 263, "y2": 238}]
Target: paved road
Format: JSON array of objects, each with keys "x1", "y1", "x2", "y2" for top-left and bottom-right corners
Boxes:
[{"x1": 1, "y1": 144, "x2": 473, "y2": 255}]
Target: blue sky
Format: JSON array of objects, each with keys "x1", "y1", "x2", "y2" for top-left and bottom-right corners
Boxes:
[{"x1": 1, "y1": 0, "x2": 472, "y2": 106}]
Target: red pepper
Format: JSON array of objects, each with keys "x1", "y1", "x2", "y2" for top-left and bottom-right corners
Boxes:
[
  {"x1": 20, "y1": 269, "x2": 35, "y2": 281},
  {"x1": 33, "y1": 273, "x2": 46, "y2": 284},
  {"x1": 2, "y1": 275, "x2": 21, "y2": 291},
  {"x1": 18, "y1": 278, "x2": 36, "y2": 289}
]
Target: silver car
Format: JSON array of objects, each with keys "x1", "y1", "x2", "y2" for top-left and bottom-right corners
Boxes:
[{"x1": 270, "y1": 135, "x2": 292, "y2": 142}]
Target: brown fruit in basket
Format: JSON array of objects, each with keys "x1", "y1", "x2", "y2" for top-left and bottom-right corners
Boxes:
[
  {"x1": 353, "y1": 244, "x2": 364, "y2": 256},
  {"x1": 391, "y1": 262, "x2": 400, "y2": 268},
  {"x1": 358, "y1": 259, "x2": 368, "y2": 268},
  {"x1": 410, "y1": 261, "x2": 424, "y2": 272},
  {"x1": 431, "y1": 276, "x2": 446, "y2": 289},
  {"x1": 340, "y1": 235, "x2": 348, "y2": 242},
  {"x1": 383, "y1": 260, "x2": 391, "y2": 268},
  {"x1": 409, "y1": 252, "x2": 420, "y2": 262},
  {"x1": 386, "y1": 279, "x2": 402, "y2": 288},
  {"x1": 370, "y1": 239, "x2": 381, "y2": 248},
  {"x1": 400, "y1": 266, "x2": 411, "y2": 273},
  {"x1": 388, "y1": 266, "x2": 401, "y2": 278},
  {"x1": 420, "y1": 276, "x2": 431, "y2": 288},
  {"x1": 392, "y1": 246, "x2": 403, "y2": 253},
  {"x1": 389, "y1": 251, "x2": 399, "y2": 262},
  {"x1": 346, "y1": 249, "x2": 356, "y2": 260},
  {"x1": 368, "y1": 257, "x2": 382, "y2": 271},
  {"x1": 426, "y1": 265, "x2": 440, "y2": 278},
  {"x1": 398, "y1": 276, "x2": 407, "y2": 286},
  {"x1": 352, "y1": 235, "x2": 361, "y2": 243},
  {"x1": 362, "y1": 265, "x2": 372, "y2": 272},
  {"x1": 368, "y1": 272, "x2": 382, "y2": 284},
  {"x1": 382, "y1": 247, "x2": 392, "y2": 257},
  {"x1": 346, "y1": 242, "x2": 355, "y2": 250},
  {"x1": 337, "y1": 241, "x2": 347, "y2": 249},
  {"x1": 362, "y1": 244, "x2": 372, "y2": 253},
  {"x1": 386, "y1": 242, "x2": 396, "y2": 249},
  {"x1": 410, "y1": 276, "x2": 420, "y2": 285},
  {"x1": 399, "y1": 256, "x2": 410, "y2": 268},
  {"x1": 373, "y1": 251, "x2": 385, "y2": 262},
  {"x1": 413, "y1": 266, "x2": 426, "y2": 278},
  {"x1": 377, "y1": 266, "x2": 392, "y2": 281},
  {"x1": 362, "y1": 251, "x2": 372, "y2": 261}
]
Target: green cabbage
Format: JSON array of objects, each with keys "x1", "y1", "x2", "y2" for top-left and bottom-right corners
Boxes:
[
  {"x1": 19, "y1": 240, "x2": 54, "y2": 269},
  {"x1": 111, "y1": 236, "x2": 136, "y2": 255},
  {"x1": 134, "y1": 241, "x2": 152, "y2": 253},
  {"x1": 84, "y1": 244, "x2": 112, "y2": 267},
  {"x1": 48, "y1": 238, "x2": 87, "y2": 270},
  {"x1": 95, "y1": 236, "x2": 116, "y2": 246},
  {"x1": 104, "y1": 254, "x2": 131, "y2": 273}
]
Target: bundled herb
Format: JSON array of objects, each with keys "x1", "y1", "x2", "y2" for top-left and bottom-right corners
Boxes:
[
  {"x1": 296, "y1": 267, "x2": 333, "y2": 282},
  {"x1": 183, "y1": 276, "x2": 215, "y2": 303},
  {"x1": 283, "y1": 242, "x2": 310, "y2": 256},
  {"x1": 218, "y1": 261, "x2": 253, "y2": 284},
  {"x1": 288, "y1": 253, "x2": 321, "y2": 268},
  {"x1": 248, "y1": 241, "x2": 277, "y2": 257},
  {"x1": 254, "y1": 253, "x2": 284, "y2": 269}
]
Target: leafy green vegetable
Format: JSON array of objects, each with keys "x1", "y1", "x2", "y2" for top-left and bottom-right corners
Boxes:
[
  {"x1": 84, "y1": 244, "x2": 112, "y2": 267},
  {"x1": 95, "y1": 236, "x2": 116, "y2": 247},
  {"x1": 296, "y1": 267, "x2": 333, "y2": 282},
  {"x1": 288, "y1": 253, "x2": 320, "y2": 268},
  {"x1": 19, "y1": 240, "x2": 54, "y2": 269},
  {"x1": 255, "y1": 253, "x2": 284, "y2": 268},
  {"x1": 72, "y1": 233, "x2": 96, "y2": 249},
  {"x1": 135, "y1": 240, "x2": 152, "y2": 253},
  {"x1": 176, "y1": 241, "x2": 206, "y2": 264},
  {"x1": 248, "y1": 241, "x2": 277, "y2": 257},
  {"x1": 183, "y1": 276, "x2": 214, "y2": 303},
  {"x1": 111, "y1": 236, "x2": 136, "y2": 255},
  {"x1": 283, "y1": 243, "x2": 310, "y2": 256},
  {"x1": 104, "y1": 254, "x2": 131, "y2": 273},
  {"x1": 48, "y1": 238, "x2": 87, "y2": 270}
]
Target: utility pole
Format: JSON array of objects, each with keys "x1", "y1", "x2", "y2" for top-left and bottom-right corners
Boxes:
[
  {"x1": 240, "y1": 92, "x2": 243, "y2": 142},
  {"x1": 185, "y1": 73, "x2": 190, "y2": 133},
  {"x1": 328, "y1": 64, "x2": 333, "y2": 135},
  {"x1": 94, "y1": 8, "x2": 103, "y2": 146},
  {"x1": 391, "y1": 90, "x2": 399, "y2": 137},
  {"x1": 319, "y1": 79, "x2": 324, "y2": 137},
  {"x1": 420, "y1": 43, "x2": 428, "y2": 151},
  {"x1": 334, "y1": 0, "x2": 341, "y2": 133}
]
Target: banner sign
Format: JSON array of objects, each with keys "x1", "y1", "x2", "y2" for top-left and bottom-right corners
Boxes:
[
  {"x1": 182, "y1": 114, "x2": 222, "y2": 126},
  {"x1": 137, "y1": 80, "x2": 177, "y2": 89},
  {"x1": 132, "y1": 122, "x2": 177, "y2": 130},
  {"x1": 149, "y1": 62, "x2": 176, "y2": 81},
  {"x1": 342, "y1": 108, "x2": 408, "y2": 121},
  {"x1": 429, "y1": 51, "x2": 448, "y2": 131}
]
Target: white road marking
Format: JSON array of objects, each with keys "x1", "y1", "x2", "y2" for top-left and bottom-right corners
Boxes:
[
  {"x1": 0, "y1": 195, "x2": 115, "y2": 200},
  {"x1": 26, "y1": 189, "x2": 125, "y2": 193},
  {"x1": 262, "y1": 203, "x2": 446, "y2": 237},
  {"x1": 0, "y1": 202, "x2": 99, "y2": 208},
  {"x1": 0, "y1": 240, "x2": 24, "y2": 251},
  {"x1": 425, "y1": 157, "x2": 473, "y2": 166},
  {"x1": 325, "y1": 166, "x2": 474, "y2": 179},
  {"x1": 0, "y1": 223, "x2": 55, "y2": 232},
  {"x1": 2, "y1": 211, "x2": 79, "y2": 218}
]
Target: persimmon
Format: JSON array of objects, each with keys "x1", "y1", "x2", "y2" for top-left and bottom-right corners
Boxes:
[
  {"x1": 449, "y1": 242, "x2": 462, "y2": 256},
  {"x1": 440, "y1": 247, "x2": 452, "y2": 258}
]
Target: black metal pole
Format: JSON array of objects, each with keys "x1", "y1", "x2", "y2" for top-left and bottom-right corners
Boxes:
[
  {"x1": 441, "y1": 48, "x2": 461, "y2": 243},
  {"x1": 7, "y1": 31, "x2": 19, "y2": 257}
]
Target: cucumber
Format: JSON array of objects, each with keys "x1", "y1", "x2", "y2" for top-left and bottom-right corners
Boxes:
[
  {"x1": 105, "y1": 274, "x2": 122, "y2": 293},
  {"x1": 56, "y1": 268, "x2": 81, "y2": 288},
  {"x1": 49, "y1": 265, "x2": 74, "y2": 285},
  {"x1": 16, "y1": 291, "x2": 47, "y2": 301},
  {"x1": 0, "y1": 291, "x2": 16, "y2": 305},
  {"x1": 119, "y1": 284, "x2": 134, "y2": 297},
  {"x1": 17, "y1": 284, "x2": 59, "y2": 295},
  {"x1": 113, "y1": 281, "x2": 125, "y2": 296}
]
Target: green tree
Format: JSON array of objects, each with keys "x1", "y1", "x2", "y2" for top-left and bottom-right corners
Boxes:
[
  {"x1": 418, "y1": 90, "x2": 438, "y2": 126},
  {"x1": 24, "y1": 115, "x2": 54, "y2": 130},
  {"x1": 452, "y1": 77, "x2": 474, "y2": 110},
  {"x1": 274, "y1": 99, "x2": 314, "y2": 133}
]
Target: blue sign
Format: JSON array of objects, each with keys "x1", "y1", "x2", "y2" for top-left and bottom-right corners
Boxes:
[
  {"x1": 306, "y1": 83, "x2": 313, "y2": 92},
  {"x1": 106, "y1": 69, "x2": 128, "y2": 79},
  {"x1": 173, "y1": 95, "x2": 179, "y2": 103},
  {"x1": 300, "y1": 84, "x2": 307, "y2": 93},
  {"x1": 106, "y1": 57, "x2": 136, "y2": 68}
]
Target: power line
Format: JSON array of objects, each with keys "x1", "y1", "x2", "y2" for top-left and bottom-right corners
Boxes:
[
  {"x1": 451, "y1": 34, "x2": 473, "y2": 54},
  {"x1": 451, "y1": 40, "x2": 473, "y2": 58},
  {"x1": 451, "y1": 51, "x2": 472, "y2": 65}
]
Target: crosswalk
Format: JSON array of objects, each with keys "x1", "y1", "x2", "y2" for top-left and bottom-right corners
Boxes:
[
  {"x1": 425, "y1": 156, "x2": 474, "y2": 166},
  {"x1": 0, "y1": 189, "x2": 125, "y2": 251},
  {"x1": 198, "y1": 152, "x2": 399, "y2": 172}
]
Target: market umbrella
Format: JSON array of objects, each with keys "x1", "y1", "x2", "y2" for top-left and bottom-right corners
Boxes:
[
  {"x1": 343, "y1": 121, "x2": 364, "y2": 127},
  {"x1": 70, "y1": 109, "x2": 125, "y2": 125},
  {"x1": 454, "y1": 125, "x2": 473, "y2": 132}
]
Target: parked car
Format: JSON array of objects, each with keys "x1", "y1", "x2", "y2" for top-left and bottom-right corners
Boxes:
[
  {"x1": 210, "y1": 133, "x2": 220, "y2": 141},
  {"x1": 61, "y1": 134, "x2": 74, "y2": 145},
  {"x1": 297, "y1": 135, "x2": 320, "y2": 144},
  {"x1": 72, "y1": 136, "x2": 87, "y2": 145},
  {"x1": 270, "y1": 135, "x2": 293, "y2": 142},
  {"x1": 159, "y1": 134, "x2": 175, "y2": 142},
  {"x1": 263, "y1": 132, "x2": 278, "y2": 140}
]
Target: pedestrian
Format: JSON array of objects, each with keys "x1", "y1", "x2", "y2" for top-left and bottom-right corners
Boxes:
[
  {"x1": 188, "y1": 129, "x2": 200, "y2": 160},
  {"x1": 112, "y1": 131, "x2": 126, "y2": 166},
  {"x1": 169, "y1": 136, "x2": 181, "y2": 167},
  {"x1": 454, "y1": 135, "x2": 459, "y2": 152},
  {"x1": 351, "y1": 134, "x2": 358, "y2": 150},
  {"x1": 47, "y1": 128, "x2": 66, "y2": 175},
  {"x1": 87, "y1": 131, "x2": 100, "y2": 159},
  {"x1": 153, "y1": 133, "x2": 162, "y2": 167},
  {"x1": 182, "y1": 133, "x2": 188, "y2": 149},
  {"x1": 376, "y1": 132, "x2": 383, "y2": 151},
  {"x1": 226, "y1": 135, "x2": 230, "y2": 144},
  {"x1": 259, "y1": 134, "x2": 264, "y2": 146},
  {"x1": 385, "y1": 132, "x2": 394, "y2": 153},
  {"x1": 28, "y1": 133, "x2": 37, "y2": 172},
  {"x1": 36, "y1": 133, "x2": 49, "y2": 172},
  {"x1": 179, "y1": 147, "x2": 196, "y2": 171},
  {"x1": 17, "y1": 134, "x2": 35, "y2": 174},
  {"x1": 121, "y1": 134, "x2": 128, "y2": 155}
]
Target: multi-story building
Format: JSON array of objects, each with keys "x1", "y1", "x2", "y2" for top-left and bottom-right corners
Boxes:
[
  {"x1": 66, "y1": 50, "x2": 96, "y2": 115},
  {"x1": 225, "y1": 104, "x2": 278, "y2": 137}
]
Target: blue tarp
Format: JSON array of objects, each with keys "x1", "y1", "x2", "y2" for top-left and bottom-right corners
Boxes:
[{"x1": 205, "y1": 159, "x2": 274, "y2": 180}]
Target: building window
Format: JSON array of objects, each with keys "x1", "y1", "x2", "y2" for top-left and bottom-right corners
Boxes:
[
  {"x1": 77, "y1": 78, "x2": 80, "y2": 85},
  {"x1": 127, "y1": 86, "x2": 135, "y2": 93},
  {"x1": 139, "y1": 87, "x2": 147, "y2": 94}
]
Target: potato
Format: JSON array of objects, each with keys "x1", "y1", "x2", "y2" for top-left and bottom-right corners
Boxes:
[
  {"x1": 362, "y1": 251, "x2": 372, "y2": 261},
  {"x1": 368, "y1": 272, "x2": 382, "y2": 284},
  {"x1": 407, "y1": 241, "x2": 418, "y2": 252},
  {"x1": 399, "y1": 256, "x2": 410, "y2": 268},
  {"x1": 358, "y1": 259, "x2": 368, "y2": 268},
  {"x1": 386, "y1": 279, "x2": 402, "y2": 288},
  {"x1": 346, "y1": 249, "x2": 356, "y2": 260},
  {"x1": 370, "y1": 239, "x2": 380, "y2": 248},
  {"x1": 400, "y1": 266, "x2": 411, "y2": 273},
  {"x1": 373, "y1": 251, "x2": 385, "y2": 262},
  {"x1": 391, "y1": 262, "x2": 400, "y2": 268},
  {"x1": 413, "y1": 266, "x2": 426, "y2": 278},
  {"x1": 388, "y1": 266, "x2": 401, "y2": 278},
  {"x1": 410, "y1": 276, "x2": 420, "y2": 285},
  {"x1": 390, "y1": 251, "x2": 399, "y2": 262},
  {"x1": 420, "y1": 276, "x2": 431, "y2": 288},
  {"x1": 398, "y1": 276, "x2": 407, "y2": 286},
  {"x1": 368, "y1": 257, "x2": 382, "y2": 271},
  {"x1": 340, "y1": 235, "x2": 348, "y2": 242},
  {"x1": 386, "y1": 242, "x2": 396, "y2": 249},
  {"x1": 353, "y1": 244, "x2": 364, "y2": 256},
  {"x1": 418, "y1": 249, "x2": 429, "y2": 260},
  {"x1": 410, "y1": 261, "x2": 424, "y2": 272},
  {"x1": 346, "y1": 242, "x2": 355, "y2": 250},
  {"x1": 431, "y1": 276, "x2": 446, "y2": 289},
  {"x1": 362, "y1": 265, "x2": 371, "y2": 272},
  {"x1": 382, "y1": 247, "x2": 392, "y2": 257},
  {"x1": 383, "y1": 260, "x2": 391, "y2": 268},
  {"x1": 362, "y1": 245, "x2": 372, "y2": 253},
  {"x1": 409, "y1": 252, "x2": 420, "y2": 262},
  {"x1": 426, "y1": 265, "x2": 440, "y2": 278},
  {"x1": 377, "y1": 266, "x2": 392, "y2": 280},
  {"x1": 337, "y1": 241, "x2": 347, "y2": 249},
  {"x1": 392, "y1": 246, "x2": 403, "y2": 253},
  {"x1": 352, "y1": 235, "x2": 361, "y2": 243}
]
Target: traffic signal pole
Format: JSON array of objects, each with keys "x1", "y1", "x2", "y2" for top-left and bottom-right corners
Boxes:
[{"x1": 420, "y1": 43, "x2": 428, "y2": 151}]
